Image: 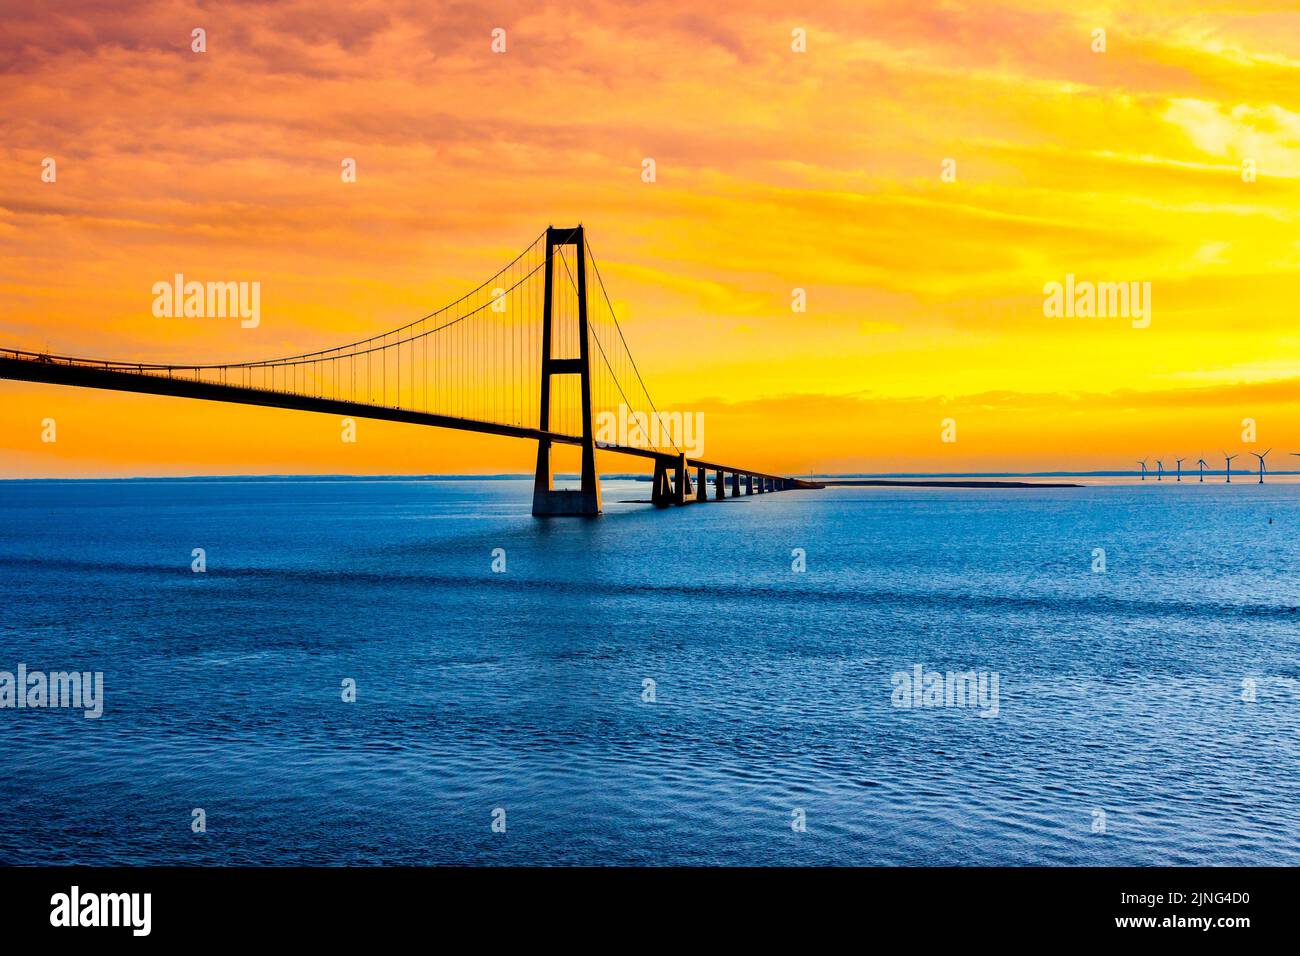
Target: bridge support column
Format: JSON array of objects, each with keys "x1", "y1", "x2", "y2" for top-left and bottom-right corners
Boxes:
[
  {"x1": 696, "y1": 466, "x2": 707, "y2": 503},
  {"x1": 532, "y1": 226, "x2": 602, "y2": 517},
  {"x1": 746, "y1": 475, "x2": 754, "y2": 495},
  {"x1": 651, "y1": 457, "x2": 672, "y2": 507},
  {"x1": 674, "y1": 454, "x2": 690, "y2": 505},
  {"x1": 731, "y1": 472, "x2": 741, "y2": 496},
  {"x1": 715, "y1": 469, "x2": 727, "y2": 499}
]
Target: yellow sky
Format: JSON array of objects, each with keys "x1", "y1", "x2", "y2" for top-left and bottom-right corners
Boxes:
[{"x1": 3, "y1": 1, "x2": 1299, "y2": 476}]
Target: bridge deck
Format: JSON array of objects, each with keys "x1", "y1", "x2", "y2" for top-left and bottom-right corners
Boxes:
[{"x1": 0, "y1": 354, "x2": 814, "y2": 486}]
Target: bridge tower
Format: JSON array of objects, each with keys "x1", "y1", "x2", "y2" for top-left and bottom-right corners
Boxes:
[{"x1": 532, "y1": 226, "x2": 603, "y2": 516}]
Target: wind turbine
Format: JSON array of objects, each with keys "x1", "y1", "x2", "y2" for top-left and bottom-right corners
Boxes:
[
  {"x1": 1223, "y1": 452, "x2": 1236, "y2": 484},
  {"x1": 1252, "y1": 449, "x2": 1271, "y2": 484},
  {"x1": 1197, "y1": 458, "x2": 1207, "y2": 483},
  {"x1": 1136, "y1": 459, "x2": 1148, "y2": 481},
  {"x1": 1156, "y1": 460, "x2": 1164, "y2": 482},
  {"x1": 1176, "y1": 458, "x2": 1184, "y2": 482}
]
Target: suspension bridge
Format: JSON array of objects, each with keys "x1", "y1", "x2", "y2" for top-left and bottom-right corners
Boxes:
[{"x1": 0, "y1": 226, "x2": 818, "y2": 515}]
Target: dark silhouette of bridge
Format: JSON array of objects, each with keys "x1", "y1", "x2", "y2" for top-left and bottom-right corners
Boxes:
[{"x1": 0, "y1": 226, "x2": 817, "y2": 515}]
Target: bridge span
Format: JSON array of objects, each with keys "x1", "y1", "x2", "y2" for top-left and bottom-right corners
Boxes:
[{"x1": 0, "y1": 226, "x2": 820, "y2": 514}]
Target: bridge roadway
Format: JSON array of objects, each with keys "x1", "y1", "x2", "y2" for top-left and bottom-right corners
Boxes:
[{"x1": 0, "y1": 351, "x2": 820, "y2": 505}]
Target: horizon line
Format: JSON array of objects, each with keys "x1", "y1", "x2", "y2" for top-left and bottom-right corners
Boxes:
[{"x1": 0, "y1": 468, "x2": 1284, "y2": 483}]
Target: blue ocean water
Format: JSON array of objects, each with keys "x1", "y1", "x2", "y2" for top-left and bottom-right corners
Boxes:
[{"x1": 0, "y1": 478, "x2": 1297, "y2": 866}]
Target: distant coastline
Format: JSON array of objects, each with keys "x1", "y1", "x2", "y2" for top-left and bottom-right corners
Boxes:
[{"x1": 822, "y1": 479, "x2": 1082, "y2": 488}]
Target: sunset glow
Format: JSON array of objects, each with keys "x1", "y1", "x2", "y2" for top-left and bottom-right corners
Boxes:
[{"x1": 3, "y1": 1, "x2": 1299, "y2": 476}]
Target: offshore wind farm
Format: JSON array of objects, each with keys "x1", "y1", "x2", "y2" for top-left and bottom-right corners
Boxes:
[{"x1": 1127, "y1": 451, "x2": 1292, "y2": 484}]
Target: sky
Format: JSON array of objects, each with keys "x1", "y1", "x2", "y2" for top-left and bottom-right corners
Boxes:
[{"x1": 2, "y1": 0, "x2": 1299, "y2": 477}]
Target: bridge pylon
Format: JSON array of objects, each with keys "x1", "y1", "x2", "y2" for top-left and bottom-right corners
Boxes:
[{"x1": 532, "y1": 226, "x2": 603, "y2": 517}]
